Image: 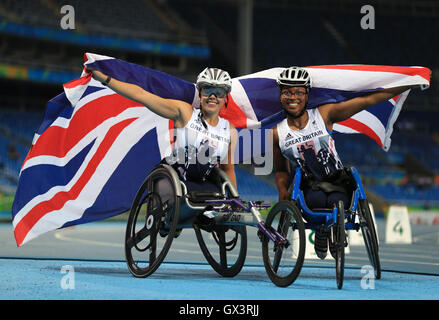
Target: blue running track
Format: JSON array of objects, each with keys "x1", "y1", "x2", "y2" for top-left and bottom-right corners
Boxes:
[{"x1": 1, "y1": 258, "x2": 439, "y2": 300}]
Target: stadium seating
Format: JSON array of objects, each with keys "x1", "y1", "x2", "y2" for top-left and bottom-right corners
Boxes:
[
  {"x1": 0, "y1": 0, "x2": 57, "y2": 28},
  {"x1": 0, "y1": 1, "x2": 437, "y2": 207},
  {"x1": 168, "y1": 1, "x2": 438, "y2": 106},
  {"x1": 0, "y1": 0, "x2": 208, "y2": 43},
  {"x1": 0, "y1": 109, "x2": 41, "y2": 192},
  {"x1": 369, "y1": 184, "x2": 439, "y2": 207},
  {"x1": 1, "y1": 0, "x2": 167, "y2": 39},
  {"x1": 0, "y1": 109, "x2": 42, "y2": 143},
  {"x1": 333, "y1": 127, "x2": 439, "y2": 206},
  {"x1": 235, "y1": 166, "x2": 278, "y2": 201}
]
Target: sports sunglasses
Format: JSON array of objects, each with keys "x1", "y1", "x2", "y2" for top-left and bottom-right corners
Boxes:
[{"x1": 201, "y1": 86, "x2": 228, "y2": 98}]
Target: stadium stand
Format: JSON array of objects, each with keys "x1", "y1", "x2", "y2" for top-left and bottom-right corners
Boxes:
[
  {"x1": 0, "y1": 0, "x2": 438, "y2": 210},
  {"x1": 235, "y1": 166, "x2": 278, "y2": 201},
  {"x1": 334, "y1": 125, "x2": 439, "y2": 207},
  {"x1": 0, "y1": 0, "x2": 206, "y2": 43},
  {"x1": 0, "y1": 109, "x2": 41, "y2": 184}
]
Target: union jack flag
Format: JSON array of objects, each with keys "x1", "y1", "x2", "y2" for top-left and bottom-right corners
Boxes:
[{"x1": 12, "y1": 53, "x2": 430, "y2": 246}]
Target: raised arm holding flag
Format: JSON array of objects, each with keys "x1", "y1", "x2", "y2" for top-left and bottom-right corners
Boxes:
[{"x1": 11, "y1": 53, "x2": 430, "y2": 246}]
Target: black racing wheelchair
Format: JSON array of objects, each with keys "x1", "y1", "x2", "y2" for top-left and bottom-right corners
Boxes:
[{"x1": 124, "y1": 163, "x2": 306, "y2": 281}]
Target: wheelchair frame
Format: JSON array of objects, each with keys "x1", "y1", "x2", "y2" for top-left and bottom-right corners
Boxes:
[
  {"x1": 124, "y1": 164, "x2": 304, "y2": 281},
  {"x1": 291, "y1": 166, "x2": 365, "y2": 228},
  {"x1": 284, "y1": 166, "x2": 381, "y2": 289},
  {"x1": 124, "y1": 163, "x2": 379, "y2": 290}
]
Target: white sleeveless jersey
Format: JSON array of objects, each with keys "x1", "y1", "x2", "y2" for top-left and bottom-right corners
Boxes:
[
  {"x1": 169, "y1": 108, "x2": 231, "y2": 181},
  {"x1": 277, "y1": 108, "x2": 343, "y2": 181},
  {"x1": 174, "y1": 108, "x2": 230, "y2": 161}
]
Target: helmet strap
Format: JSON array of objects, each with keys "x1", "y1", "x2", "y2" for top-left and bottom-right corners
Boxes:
[{"x1": 198, "y1": 108, "x2": 208, "y2": 129}]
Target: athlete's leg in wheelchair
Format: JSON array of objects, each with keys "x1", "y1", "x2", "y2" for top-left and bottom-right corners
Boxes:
[
  {"x1": 181, "y1": 167, "x2": 248, "y2": 277},
  {"x1": 304, "y1": 189, "x2": 350, "y2": 211},
  {"x1": 300, "y1": 171, "x2": 353, "y2": 260},
  {"x1": 177, "y1": 166, "x2": 235, "y2": 229},
  {"x1": 155, "y1": 170, "x2": 221, "y2": 236}
]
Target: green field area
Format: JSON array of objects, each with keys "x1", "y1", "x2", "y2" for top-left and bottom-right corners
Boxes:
[{"x1": 0, "y1": 194, "x2": 13, "y2": 212}]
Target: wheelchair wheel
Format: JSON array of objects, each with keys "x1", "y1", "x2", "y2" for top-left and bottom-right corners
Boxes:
[
  {"x1": 262, "y1": 201, "x2": 305, "y2": 287},
  {"x1": 194, "y1": 223, "x2": 247, "y2": 277},
  {"x1": 125, "y1": 167, "x2": 180, "y2": 278},
  {"x1": 334, "y1": 200, "x2": 346, "y2": 290},
  {"x1": 358, "y1": 199, "x2": 381, "y2": 280}
]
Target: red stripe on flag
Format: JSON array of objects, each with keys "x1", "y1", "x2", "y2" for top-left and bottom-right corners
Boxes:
[
  {"x1": 63, "y1": 73, "x2": 92, "y2": 89},
  {"x1": 219, "y1": 95, "x2": 248, "y2": 128},
  {"x1": 23, "y1": 94, "x2": 142, "y2": 166},
  {"x1": 169, "y1": 120, "x2": 175, "y2": 148},
  {"x1": 338, "y1": 118, "x2": 383, "y2": 147},
  {"x1": 306, "y1": 65, "x2": 431, "y2": 82},
  {"x1": 14, "y1": 118, "x2": 137, "y2": 246},
  {"x1": 392, "y1": 94, "x2": 400, "y2": 102}
]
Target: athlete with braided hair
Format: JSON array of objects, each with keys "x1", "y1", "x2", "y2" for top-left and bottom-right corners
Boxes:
[{"x1": 272, "y1": 66, "x2": 414, "y2": 259}]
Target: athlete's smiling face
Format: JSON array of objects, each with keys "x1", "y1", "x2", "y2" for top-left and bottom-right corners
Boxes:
[
  {"x1": 280, "y1": 86, "x2": 308, "y2": 118},
  {"x1": 200, "y1": 86, "x2": 227, "y2": 115}
]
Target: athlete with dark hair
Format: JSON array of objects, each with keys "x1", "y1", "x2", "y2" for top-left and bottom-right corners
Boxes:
[
  {"x1": 87, "y1": 67, "x2": 238, "y2": 188},
  {"x1": 272, "y1": 66, "x2": 413, "y2": 259}
]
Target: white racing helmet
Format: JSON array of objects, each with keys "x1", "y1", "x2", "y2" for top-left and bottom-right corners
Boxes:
[
  {"x1": 196, "y1": 67, "x2": 232, "y2": 94},
  {"x1": 277, "y1": 66, "x2": 312, "y2": 91}
]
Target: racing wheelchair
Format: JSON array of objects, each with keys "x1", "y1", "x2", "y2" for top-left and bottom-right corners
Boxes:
[
  {"x1": 124, "y1": 163, "x2": 306, "y2": 282},
  {"x1": 261, "y1": 166, "x2": 381, "y2": 289}
]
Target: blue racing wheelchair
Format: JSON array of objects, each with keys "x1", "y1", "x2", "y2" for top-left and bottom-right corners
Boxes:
[{"x1": 261, "y1": 166, "x2": 381, "y2": 289}]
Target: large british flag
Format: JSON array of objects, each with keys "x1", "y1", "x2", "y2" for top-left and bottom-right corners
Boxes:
[{"x1": 12, "y1": 53, "x2": 430, "y2": 246}]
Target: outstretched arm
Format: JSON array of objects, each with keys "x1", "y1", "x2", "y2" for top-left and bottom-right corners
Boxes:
[
  {"x1": 87, "y1": 68, "x2": 193, "y2": 127},
  {"x1": 319, "y1": 85, "x2": 413, "y2": 130}
]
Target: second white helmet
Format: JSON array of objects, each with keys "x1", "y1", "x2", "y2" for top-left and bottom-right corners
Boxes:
[
  {"x1": 277, "y1": 66, "x2": 312, "y2": 90},
  {"x1": 196, "y1": 67, "x2": 232, "y2": 94}
]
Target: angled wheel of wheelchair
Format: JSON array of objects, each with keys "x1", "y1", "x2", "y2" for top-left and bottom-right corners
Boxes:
[
  {"x1": 262, "y1": 201, "x2": 306, "y2": 287},
  {"x1": 194, "y1": 223, "x2": 247, "y2": 277},
  {"x1": 191, "y1": 167, "x2": 247, "y2": 277},
  {"x1": 125, "y1": 166, "x2": 180, "y2": 278},
  {"x1": 358, "y1": 199, "x2": 381, "y2": 280},
  {"x1": 334, "y1": 200, "x2": 346, "y2": 290}
]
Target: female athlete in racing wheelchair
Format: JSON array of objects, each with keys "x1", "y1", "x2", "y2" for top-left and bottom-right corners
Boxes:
[
  {"x1": 265, "y1": 67, "x2": 415, "y2": 289},
  {"x1": 88, "y1": 66, "x2": 307, "y2": 280}
]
